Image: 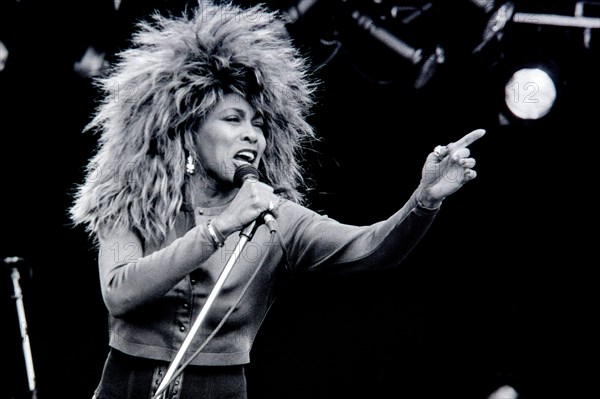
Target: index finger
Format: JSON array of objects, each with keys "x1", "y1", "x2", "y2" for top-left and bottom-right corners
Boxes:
[{"x1": 451, "y1": 128, "x2": 486, "y2": 149}]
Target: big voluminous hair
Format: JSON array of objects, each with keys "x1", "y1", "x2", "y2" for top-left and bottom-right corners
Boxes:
[{"x1": 70, "y1": 1, "x2": 317, "y2": 245}]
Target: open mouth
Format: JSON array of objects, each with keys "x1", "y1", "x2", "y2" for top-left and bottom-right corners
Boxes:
[{"x1": 233, "y1": 150, "x2": 257, "y2": 166}]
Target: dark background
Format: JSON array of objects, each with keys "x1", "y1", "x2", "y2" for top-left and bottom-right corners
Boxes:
[{"x1": 1, "y1": 1, "x2": 596, "y2": 398}]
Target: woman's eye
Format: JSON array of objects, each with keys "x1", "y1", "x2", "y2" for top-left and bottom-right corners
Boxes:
[{"x1": 224, "y1": 115, "x2": 241, "y2": 122}]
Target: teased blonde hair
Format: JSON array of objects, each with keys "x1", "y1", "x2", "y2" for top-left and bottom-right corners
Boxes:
[{"x1": 70, "y1": 1, "x2": 317, "y2": 244}]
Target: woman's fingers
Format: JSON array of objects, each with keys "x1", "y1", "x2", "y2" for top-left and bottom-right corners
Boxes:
[
  {"x1": 432, "y1": 128, "x2": 485, "y2": 163},
  {"x1": 459, "y1": 157, "x2": 477, "y2": 168},
  {"x1": 450, "y1": 128, "x2": 486, "y2": 149},
  {"x1": 452, "y1": 147, "x2": 471, "y2": 161},
  {"x1": 463, "y1": 169, "x2": 477, "y2": 181}
]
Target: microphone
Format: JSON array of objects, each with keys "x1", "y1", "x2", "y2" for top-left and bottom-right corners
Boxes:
[
  {"x1": 2, "y1": 256, "x2": 33, "y2": 280},
  {"x1": 2, "y1": 256, "x2": 25, "y2": 265},
  {"x1": 2, "y1": 256, "x2": 29, "y2": 271},
  {"x1": 233, "y1": 165, "x2": 278, "y2": 233}
]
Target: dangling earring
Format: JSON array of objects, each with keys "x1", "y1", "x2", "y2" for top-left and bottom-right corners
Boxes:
[{"x1": 186, "y1": 154, "x2": 196, "y2": 175}]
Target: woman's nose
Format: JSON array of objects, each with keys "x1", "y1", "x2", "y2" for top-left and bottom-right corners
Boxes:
[{"x1": 241, "y1": 122, "x2": 259, "y2": 143}]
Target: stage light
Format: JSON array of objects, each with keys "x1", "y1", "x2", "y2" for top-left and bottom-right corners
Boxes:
[
  {"x1": 503, "y1": 66, "x2": 557, "y2": 121},
  {"x1": 351, "y1": 9, "x2": 445, "y2": 89},
  {"x1": 490, "y1": 23, "x2": 566, "y2": 126},
  {"x1": 473, "y1": 2, "x2": 515, "y2": 53},
  {"x1": 488, "y1": 385, "x2": 519, "y2": 399},
  {"x1": 0, "y1": 39, "x2": 8, "y2": 72},
  {"x1": 491, "y1": 1, "x2": 599, "y2": 126}
]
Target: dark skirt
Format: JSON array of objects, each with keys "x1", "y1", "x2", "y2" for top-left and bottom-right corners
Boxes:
[{"x1": 93, "y1": 349, "x2": 248, "y2": 399}]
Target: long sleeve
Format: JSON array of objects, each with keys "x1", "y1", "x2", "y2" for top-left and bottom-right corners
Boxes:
[
  {"x1": 282, "y1": 190, "x2": 439, "y2": 274},
  {"x1": 96, "y1": 192, "x2": 441, "y2": 365},
  {"x1": 98, "y1": 216, "x2": 218, "y2": 317}
]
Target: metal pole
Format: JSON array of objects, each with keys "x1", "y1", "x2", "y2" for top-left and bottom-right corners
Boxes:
[
  {"x1": 512, "y1": 12, "x2": 600, "y2": 29},
  {"x1": 10, "y1": 265, "x2": 38, "y2": 398},
  {"x1": 154, "y1": 221, "x2": 259, "y2": 399}
]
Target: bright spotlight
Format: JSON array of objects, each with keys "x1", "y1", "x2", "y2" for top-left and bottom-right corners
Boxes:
[{"x1": 503, "y1": 67, "x2": 557, "y2": 120}]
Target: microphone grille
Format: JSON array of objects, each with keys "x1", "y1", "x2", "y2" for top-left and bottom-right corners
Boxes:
[{"x1": 233, "y1": 165, "x2": 259, "y2": 187}]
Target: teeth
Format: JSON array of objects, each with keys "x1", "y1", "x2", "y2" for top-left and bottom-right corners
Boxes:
[{"x1": 235, "y1": 151, "x2": 255, "y2": 163}]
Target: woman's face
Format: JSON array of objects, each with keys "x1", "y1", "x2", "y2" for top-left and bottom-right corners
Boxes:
[{"x1": 195, "y1": 93, "x2": 266, "y2": 185}]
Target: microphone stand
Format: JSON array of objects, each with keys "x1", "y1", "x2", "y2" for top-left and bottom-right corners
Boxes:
[
  {"x1": 7, "y1": 259, "x2": 38, "y2": 399},
  {"x1": 154, "y1": 221, "x2": 260, "y2": 399}
]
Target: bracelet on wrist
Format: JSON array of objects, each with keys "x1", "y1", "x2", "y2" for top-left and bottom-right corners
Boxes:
[
  {"x1": 207, "y1": 220, "x2": 225, "y2": 248},
  {"x1": 416, "y1": 197, "x2": 442, "y2": 211}
]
